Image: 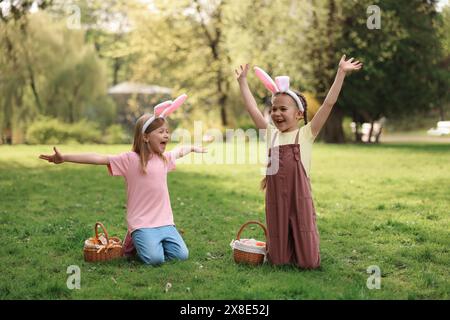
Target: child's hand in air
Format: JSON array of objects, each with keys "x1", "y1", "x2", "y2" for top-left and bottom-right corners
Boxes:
[
  {"x1": 39, "y1": 147, "x2": 64, "y2": 164},
  {"x1": 235, "y1": 63, "x2": 250, "y2": 83},
  {"x1": 338, "y1": 55, "x2": 363, "y2": 74}
]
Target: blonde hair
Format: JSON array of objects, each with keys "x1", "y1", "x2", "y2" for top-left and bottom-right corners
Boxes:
[{"x1": 132, "y1": 114, "x2": 168, "y2": 174}]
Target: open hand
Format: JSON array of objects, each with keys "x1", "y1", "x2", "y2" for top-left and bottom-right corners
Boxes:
[
  {"x1": 338, "y1": 55, "x2": 363, "y2": 74},
  {"x1": 39, "y1": 147, "x2": 64, "y2": 164},
  {"x1": 235, "y1": 64, "x2": 250, "y2": 82}
]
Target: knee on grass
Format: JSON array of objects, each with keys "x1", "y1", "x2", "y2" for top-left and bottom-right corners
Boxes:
[
  {"x1": 139, "y1": 248, "x2": 189, "y2": 265},
  {"x1": 167, "y1": 247, "x2": 189, "y2": 262},
  {"x1": 175, "y1": 248, "x2": 189, "y2": 261},
  {"x1": 139, "y1": 252, "x2": 165, "y2": 266}
]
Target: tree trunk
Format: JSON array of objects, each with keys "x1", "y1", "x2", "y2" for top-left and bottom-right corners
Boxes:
[
  {"x1": 354, "y1": 123, "x2": 362, "y2": 143},
  {"x1": 367, "y1": 120, "x2": 375, "y2": 144},
  {"x1": 319, "y1": 106, "x2": 345, "y2": 143},
  {"x1": 27, "y1": 64, "x2": 43, "y2": 112},
  {"x1": 351, "y1": 113, "x2": 361, "y2": 143},
  {"x1": 375, "y1": 127, "x2": 383, "y2": 144},
  {"x1": 218, "y1": 86, "x2": 228, "y2": 126},
  {"x1": 194, "y1": 0, "x2": 229, "y2": 126},
  {"x1": 438, "y1": 105, "x2": 445, "y2": 121},
  {"x1": 113, "y1": 57, "x2": 121, "y2": 86}
]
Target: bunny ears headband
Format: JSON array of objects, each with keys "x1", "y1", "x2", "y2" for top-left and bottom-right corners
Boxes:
[
  {"x1": 254, "y1": 67, "x2": 304, "y2": 112},
  {"x1": 142, "y1": 94, "x2": 187, "y2": 133}
]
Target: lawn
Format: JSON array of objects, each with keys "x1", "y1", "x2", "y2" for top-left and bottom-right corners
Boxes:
[{"x1": 0, "y1": 142, "x2": 449, "y2": 299}]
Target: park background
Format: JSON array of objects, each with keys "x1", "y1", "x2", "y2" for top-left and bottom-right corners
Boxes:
[{"x1": 0, "y1": 0, "x2": 449, "y2": 299}]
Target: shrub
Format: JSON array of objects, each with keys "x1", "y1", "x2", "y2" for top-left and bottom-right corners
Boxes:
[
  {"x1": 26, "y1": 117, "x2": 68, "y2": 144},
  {"x1": 67, "y1": 119, "x2": 102, "y2": 144},
  {"x1": 26, "y1": 117, "x2": 102, "y2": 144},
  {"x1": 102, "y1": 124, "x2": 130, "y2": 144}
]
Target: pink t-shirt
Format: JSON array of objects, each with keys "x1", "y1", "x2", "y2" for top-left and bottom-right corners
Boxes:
[{"x1": 107, "y1": 151, "x2": 177, "y2": 233}]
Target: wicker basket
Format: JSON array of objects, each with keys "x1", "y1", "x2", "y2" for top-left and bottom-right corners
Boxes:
[
  {"x1": 231, "y1": 221, "x2": 267, "y2": 266},
  {"x1": 83, "y1": 222, "x2": 123, "y2": 262}
]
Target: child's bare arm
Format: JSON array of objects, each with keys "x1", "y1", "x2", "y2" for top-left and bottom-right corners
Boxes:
[
  {"x1": 172, "y1": 145, "x2": 207, "y2": 159},
  {"x1": 236, "y1": 64, "x2": 268, "y2": 130},
  {"x1": 310, "y1": 55, "x2": 362, "y2": 137},
  {"x1": 39, "y1": 147, "x2": 110, "y2": 165}
]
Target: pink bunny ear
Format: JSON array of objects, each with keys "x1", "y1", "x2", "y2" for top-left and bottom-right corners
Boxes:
[
  {"x1": 275, "y1": 76, "x2": 290, "y2": 92},
  {"x1": 161, "y1": 93, "x2": 187, "y2": 117},
  {"x1": 153, "y1": 101, "x2": 172, "y2": 117},
  {"x1": 254, "y1": 66, "x2": 279, "y2": 94}
]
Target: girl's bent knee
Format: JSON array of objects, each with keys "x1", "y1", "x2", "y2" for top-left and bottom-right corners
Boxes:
[
  {"x1": 169, "y1": 248, "x2": 189, "y2": 261},
  {"x1": 178, "y1": 249, "x2": 189, "y2": 261},
  {"x1": 140, "y1": 253, "x2": 165, "y2": 266}
]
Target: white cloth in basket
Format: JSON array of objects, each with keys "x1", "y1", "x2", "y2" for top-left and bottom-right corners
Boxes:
[{"x1": 230, "y1": 238, "x2": 266, "y2": 255}]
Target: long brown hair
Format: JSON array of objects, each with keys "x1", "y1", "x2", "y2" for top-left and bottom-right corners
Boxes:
[
  {"x1": 132, "y1": 114, "x2": 167, "y2": 174},
  {"x1": 261, "y1": 91, "x2": 308, "y2": 190}
]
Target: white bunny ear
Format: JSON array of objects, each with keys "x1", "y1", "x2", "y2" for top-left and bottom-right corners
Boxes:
[
  {"x1": 275, "y1": 76, "x2": 290, "y2": 92},
  {"x1": 254, "y1": 66, "x2": 279, "y2": 94},
  {"x1": 153, "y1": 100, "x2": 172, "y2": 117}
]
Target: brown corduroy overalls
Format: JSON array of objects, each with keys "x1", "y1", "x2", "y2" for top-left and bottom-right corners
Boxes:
[{"x1": 265, "y1": 129, "x2": 321, "y2": 269}]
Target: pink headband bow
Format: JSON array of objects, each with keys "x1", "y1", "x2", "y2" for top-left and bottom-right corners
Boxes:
[
  {"x1": 142, "y1": 94, "x2": 187, "y2": 133},
  {"x1": 254, "y1": 67, "x2": 304, "y2": 112}
]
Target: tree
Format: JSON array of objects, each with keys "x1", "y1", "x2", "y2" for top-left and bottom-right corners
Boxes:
[
  {"x1": 295, "y1": 0, "x2": 448, "y2": 143},
  {"x1": 306, "y1": 0, "x2": 346, "y2": 143},
  {"x1": 129, "y1": 0, "x2": 315, "y2": 129},
  {"x1": 0, "y1": 11, "x2": 111, "y2": 143},
  {"x1": 0, "y1": 0, "x2": 54, "y2": 143},
  {"x1": 128, "y1": 0, "x2": 225, "y2": 129},
  {"x1": 191, "y1": 0, "x2": 232, "y2": 126},
  {"x1": 48, "y1": 0, "x2": 137, "y2": 86},
  {"x1": 335, "y1": 0, "x2": 448, "y2": 142},
  {"x1": 435, "y1": 5, "x2": 450, "y2": 121}
]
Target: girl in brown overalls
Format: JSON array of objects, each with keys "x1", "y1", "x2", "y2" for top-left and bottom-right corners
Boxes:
[{"x1": 235, "y1": 56, "x2": 362, "y2": 269}]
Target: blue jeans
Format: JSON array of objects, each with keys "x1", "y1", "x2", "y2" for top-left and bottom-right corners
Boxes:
[{"x1": 131, "y1": 225, "x2": 189, "y2": 265}]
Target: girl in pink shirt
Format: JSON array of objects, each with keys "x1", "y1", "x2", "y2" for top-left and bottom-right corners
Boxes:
[{"x1": 39, "y1": 95, "x2": 206, "y2": 265}]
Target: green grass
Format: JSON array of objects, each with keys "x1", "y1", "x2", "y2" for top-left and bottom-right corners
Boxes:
[{"x1": 0, "y1": 142, "x2": 449, "y2": 299}]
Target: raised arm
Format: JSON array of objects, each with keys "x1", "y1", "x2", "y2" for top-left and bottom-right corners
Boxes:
[
  {"x1": 310, "y1": 55, "x2": 362, "y2": 137},
  {"x1": 235, "y1": 64, "x2": 268, "y2": 130},
  {"x1": 39, "y1": 147, "x2": 110, "y2": 165}
]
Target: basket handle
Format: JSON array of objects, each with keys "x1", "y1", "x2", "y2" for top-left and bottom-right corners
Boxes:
[
  {"x1": 94, "y1": 222, "x2": 110, "y2": 244},
  {"x1": 236, "y1": 221, "x2": 267, "y2": 242}
]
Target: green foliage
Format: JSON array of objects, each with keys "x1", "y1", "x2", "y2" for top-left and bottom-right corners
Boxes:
[
  {"x1": 337, "y1": 0, "x2": 448, "y2": 121},
  {"x1": 439, "y1": 6, "x2": 450, "y2": 54},
  {"x1": 103, "y1": 124, "x2": 130, "y2": 144},
  {"x1": 82, "y1": 95, "x2": 118, "y2": 130},
  {"x1": 0, "y1": 11, "x2": 112, "y2": 143},
  {"x1": 67, "y1": 120, "x2": 102, "y2": 144},
  {"x1": 1, "y1": 0, "x2": 449, "y2": 144},
  {"x1": 26, "y1": 116, "x2": 102, "y2": 144},
  {"x1": 25, "y1": 117, "x2": 67, "y2": 145}
]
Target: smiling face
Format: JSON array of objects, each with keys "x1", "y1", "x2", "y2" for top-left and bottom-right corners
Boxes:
[
  {"x1": 270, "y1": 93, "x2": 303, "y2": 132},
  {"x1": 144, "y1": 120, "x2": 170, "y2": 154}
]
